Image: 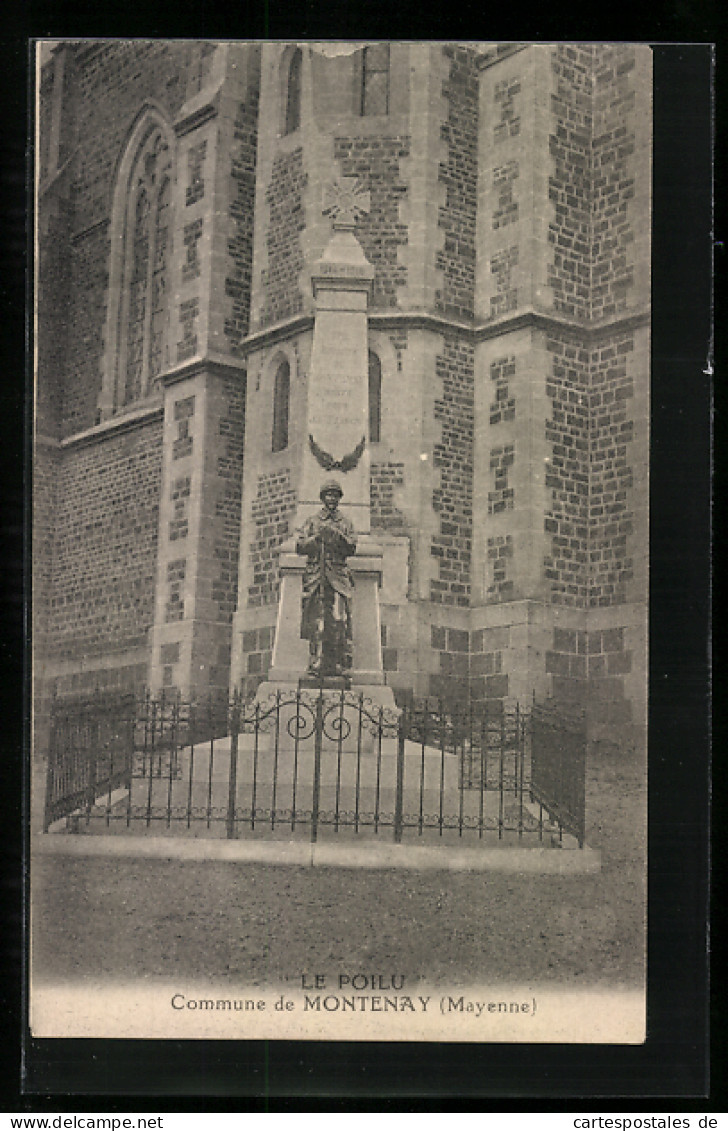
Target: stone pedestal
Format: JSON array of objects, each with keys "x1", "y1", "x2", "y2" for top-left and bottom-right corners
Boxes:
[
  {"x1": 265, "y1": 535, "x2": 396, "y2": 721},
  {"x1": 252, "y1": 184, "x2": 396, "y2": 721}
]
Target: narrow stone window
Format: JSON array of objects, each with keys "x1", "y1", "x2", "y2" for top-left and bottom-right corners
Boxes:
[
  {"x1": 361, "y1": 44, "x2": 390, "y2": 116},
  {"x1": 284, "y1": 48, "x2": 302, "y2": 136},
  {"x1": 272, "y1": 360, "x2": 290, "y2": 452},
  {"x1": 121, "y1": 124, "x2": 172, "y2": 407},
  {"x1": 368, "y1": 350, "x2": 382, "y2": 443}
]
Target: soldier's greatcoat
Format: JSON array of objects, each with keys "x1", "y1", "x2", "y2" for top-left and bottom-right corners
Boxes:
[{"x1": 296, "y1": 507, "x2": 356, "y2": 643}]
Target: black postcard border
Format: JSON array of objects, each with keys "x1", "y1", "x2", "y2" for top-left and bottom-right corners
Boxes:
[{"x1": 2, "y1": 32, "x2": 717, "y2": 1106}]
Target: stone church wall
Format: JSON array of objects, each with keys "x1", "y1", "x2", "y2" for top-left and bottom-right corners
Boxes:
[{"x1": 35, "y1": 42, "x2": 651, "y2": 752}]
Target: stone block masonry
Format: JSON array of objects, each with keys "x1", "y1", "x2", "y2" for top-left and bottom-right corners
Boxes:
[
  {"x1": 488, "y1": 445, "x2": 515, "y2": 515},
  {"x1": 589, "y1": 333, "x2": 635, "y2": 606},
  {"x1": 238, "y1": 624, "x2": 275, "y2": 699},
  {"x1": 489, "y1": 356, "x2": 516, "y2": 425},
  {"x1": 50, "y1": 420, "x2": 163, "y2": 660},
  {"x1": 371, "y1": 462, "x2": 406, "y2": 532},
  {"x1": 545, "y1": 626, "x2": 587, "y2": 704},
  {"x1": 428, "y1": 624, "x2": 509, "y2": 705},
  {"x1": 492, "y1": 160, "x2": 519, "y2": 231},
  {"x1": 36, "y1": 42, "x2": 650, "y2": 741},
  {"x1": 182, "y1": 218, "x2": 203, "y2": 282},
  {"x1": 211, "y1": 376, "x2": 246, "y2": 624},
  {"x1": 431, "y1": 337, "x2": 474, "y2": 608},
  {"x1": 544, "y1": 334, "x2": 590, "y2": 607},
  {"x1": 261, "y1": 148, "x2": 307, "y2": 326},
  {"x1": 247, "y1": 469, "x2": 297, "y2": 607},
  {"x1": 436, "y1": 46, "x2": 479, "y2": 320},
  {"x1": 148, "y1": 367, "x2": 247, "y2": 703},
  {"x1": 168, "y1": 475, "x2": 191, "y2": 542},
  {"x1": 186, "y1": 141, "x2": 207, "y2": 206},
  {"x1": 489, "y1": 246, "x2": 519, "y2": 318},
  {"x1": 493, "y1": 75, "x2": 521, "y2": 143},
  {"x1": 547, "y1": 45, "x2": 593, "y2": 321},
  {"x1": 165, "y1": 558, "x2": 187, "y2": 622},
  {"x1": 225, "y1": 95, "x2": 259, "y2": 355},
  {"x1": 547, "y1": 624, "x2": 632, "y2": 729},
  {"x1": 177, "y1": 298, "x2": 200, "y2": 363},
  {"x1": 591, "y1": 46, "x2": 638, "y2": 320},
  {"x1": 485, "y1": 535, "x2": 514, "y2": 603},
  {"x1": 334, "y1": 135, "x2": 411, "y2": 309},
  {"x1": 172, "y1": 395, "x2": 195, "y2": 460}
]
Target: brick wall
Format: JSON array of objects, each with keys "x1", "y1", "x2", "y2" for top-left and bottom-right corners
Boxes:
[
  {"x1": 261, "y1": 148, "x2": 307, "y2": 326},
  {"x1": 54, "y1": 662, "x2": 148, "y2": 698},
  {"x1": 544, "y1": 333, "x2": 590, "y2": 607},
  {"x1": 50, "y1": 420, "x2": 163, "y2": 659},
  {"x1": 225, "y1": 94, "x2": 259, "y2": 353},
  {"x1": 63, "y1": 225, "x2": 110, "y2": 435},
  {"x1": 547, "y1": 45, "x2": 593, "y2": 321},
  {"x1": 436, "y1": 46, "x2": 479, "y2": 320},
  {"x1": 247, "y1": 469, "x2": 297, "y2": 607},
  {"x1": 33, "y1": 444, "x2": 60, "y2": 723},
  {"x1": 37, "y1": 204, "x2": 71, "y2": 440},
  {"x1": 72, "y1": 44, "x2": 188, "y2": 231},
  {"x1": 589, "y1": 333, "x2": 635, "y2": 606},
  {"x1": 334, "y1": 135, "x2": 410, "y2": 309},
  {"x1": 431, "y1": 337, "x2": 474, "y2": 607}
]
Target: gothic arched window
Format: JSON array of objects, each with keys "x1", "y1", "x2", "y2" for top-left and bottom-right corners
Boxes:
[
  {"x1": 120, "y1": 123, "x2": 173, "y2": 407},
  {"x1": 284, "y1": 48, "x2": 302, "y2": 136},
  {"x1": 272, "y1": 360, "x2": 290, "y2": 452},
  {"x1": 368, "y1": 350, "x2": 382, "y2": 443},
  {"x1": 361, "y1": 44, "x2": 390, "y2": 116}
]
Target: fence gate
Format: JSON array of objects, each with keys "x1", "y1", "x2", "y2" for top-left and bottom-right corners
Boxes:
[{"x1": 45, "y1": 689, "x2": 587, "y2": 848}]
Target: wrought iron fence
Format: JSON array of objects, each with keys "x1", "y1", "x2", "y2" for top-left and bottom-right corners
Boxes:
[
  {"x1": 44, "y1": 692, "x2": 136, "y2": 829},
  {"x1": 45, "y1": 688, "x2": 587, "y2": 847},
  {"x1": 530, "y1": 699, "x2": 587, "y2": 847}
]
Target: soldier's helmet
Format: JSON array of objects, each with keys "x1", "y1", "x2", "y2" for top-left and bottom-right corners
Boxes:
[{"x1": 319, "y1": 480, "x2": 343, "y2": 500}]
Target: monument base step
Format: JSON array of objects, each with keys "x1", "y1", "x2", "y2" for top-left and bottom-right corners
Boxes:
[
  {"x1": 255, "y1": 680, "x2": 397, "y2": 711},
  {"x1": 298, "y1": 676, "x2": 349, "y2": 691}
]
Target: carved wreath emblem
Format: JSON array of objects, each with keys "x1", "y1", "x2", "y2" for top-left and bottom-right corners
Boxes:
[{"x1": 309, "y1": 433, "x2": 366, "y2": 473}]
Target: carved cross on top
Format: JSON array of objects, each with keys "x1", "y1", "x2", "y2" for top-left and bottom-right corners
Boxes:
[{"x1": 322, "y1": 176, "x2": 371, "y2": 230}]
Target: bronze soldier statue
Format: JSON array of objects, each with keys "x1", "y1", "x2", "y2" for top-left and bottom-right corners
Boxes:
[{"x1": 296, "y1": 480, "x2": 357, "y2": 679}]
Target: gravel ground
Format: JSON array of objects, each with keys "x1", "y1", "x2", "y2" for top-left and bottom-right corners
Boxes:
[{"x1": 31, "y1": 749, "x2": 646, "y2": 991}]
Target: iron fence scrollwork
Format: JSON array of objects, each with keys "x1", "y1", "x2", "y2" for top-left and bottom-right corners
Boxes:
[{"x1": 45, "y1": 688, "x2": 588, "y2": 847}]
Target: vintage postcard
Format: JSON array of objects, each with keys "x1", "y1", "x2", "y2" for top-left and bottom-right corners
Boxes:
[{"x1": 30, "y1": 39, "x2": 661, "y2": 1054}]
